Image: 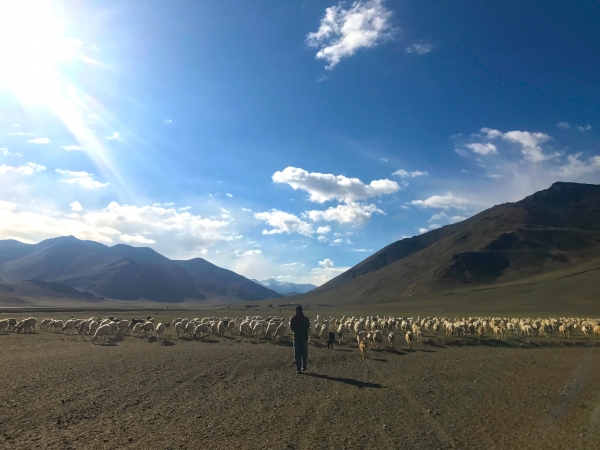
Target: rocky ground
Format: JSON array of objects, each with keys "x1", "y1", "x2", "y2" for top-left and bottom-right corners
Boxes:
[{"x1": 1, "y1": 326, "x2": 600, "y2": 449}]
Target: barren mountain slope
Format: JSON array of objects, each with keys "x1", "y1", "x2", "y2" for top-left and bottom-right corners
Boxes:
[{"x1": 307, "y1": 182, "x2": 600, "y2": 304}]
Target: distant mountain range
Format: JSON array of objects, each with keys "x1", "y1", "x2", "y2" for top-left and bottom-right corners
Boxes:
[
  {"x1": 252, "y1": 278, "x2": 316, "y2": 296},
  {"x1": 302, "y1": 182, "x2": 600, "y2": 304},
  {"x1": 0, "y1": 236, "x2": 281, "y2": 303}
]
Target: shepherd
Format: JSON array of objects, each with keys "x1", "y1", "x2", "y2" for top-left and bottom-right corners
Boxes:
[{"x1": 289, "y1": 305, "x2": 310, "y2": 374}]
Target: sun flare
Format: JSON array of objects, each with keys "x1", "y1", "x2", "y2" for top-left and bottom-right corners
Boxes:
[{"x1": 0, "y1": 0, "x2": 81, "y2": 105}]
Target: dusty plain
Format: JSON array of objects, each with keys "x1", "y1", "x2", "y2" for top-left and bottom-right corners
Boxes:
[{"x1": 1, "y1": 306, "x2": 600, "y2": 449}]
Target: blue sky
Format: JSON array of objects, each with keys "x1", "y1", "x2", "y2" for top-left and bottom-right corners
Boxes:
[{"x1": 1, "y1": 0, "x2": 599, "y2": 285}]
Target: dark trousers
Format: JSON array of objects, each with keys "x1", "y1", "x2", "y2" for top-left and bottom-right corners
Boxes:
[{"x1": 293, "y1": 339, "x2": 308, "y2": 371}]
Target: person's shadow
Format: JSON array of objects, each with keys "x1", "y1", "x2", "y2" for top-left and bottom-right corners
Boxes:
[{"x1": 303, "y1": 373, "x2": 384, "y2": 389}]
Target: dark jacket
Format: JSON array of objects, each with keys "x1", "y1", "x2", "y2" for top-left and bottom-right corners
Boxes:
[{"x1": 289, "y1": 313, "x2": 310, "y2": 341}]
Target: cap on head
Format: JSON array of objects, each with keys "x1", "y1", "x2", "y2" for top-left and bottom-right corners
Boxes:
[{"x1": 296, "y1": 305, "x2": 302, "y2": 313}]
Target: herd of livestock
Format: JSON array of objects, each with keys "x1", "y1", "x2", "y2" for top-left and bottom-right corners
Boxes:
[{"x1": 2, "y1": 315, "x2": 600, "y2": 352}]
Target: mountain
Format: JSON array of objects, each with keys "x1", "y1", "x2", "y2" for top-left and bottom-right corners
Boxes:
[
  {"x1": 0, "y1": 237, "x2": 281, "y2": 303},
  {"x1": 253, "y1": 279, "x2": 317, "y2": 296},
  {"x1": 302, "y1": 182, "x2": 600, "y2": 304}
]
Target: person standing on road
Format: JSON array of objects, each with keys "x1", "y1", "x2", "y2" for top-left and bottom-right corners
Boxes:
[{"x1": 289, "y1": 305, "x2": 310, "y2": 374}]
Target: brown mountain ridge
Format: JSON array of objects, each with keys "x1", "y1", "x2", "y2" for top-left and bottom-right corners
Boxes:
[{"x1": 304, "y1": 182, "x2": 600, "y2": 304}]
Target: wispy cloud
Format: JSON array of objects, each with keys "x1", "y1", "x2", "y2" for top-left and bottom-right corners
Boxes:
[
  {"x1": 556, "y1": 122, "x2": 570, "y2": 129},
  {"x1": 411, "y1": 192, "x2": 483, "y2": 210},
  {"x1": 392, "y1": 169, "x2": 429, "y2": 177},
  {"x1": 27, "y1": 137, "x2": 50, "y2": 144},
  {"x1": 405, "y1": 43, "x2": 432, "y2": 55},
  {"x1": 0, "y1": 162, "x2": 46, "y2": 175},
  {"x1": 55, "y1": 169, "x2": 109, "y2": 189},
  {"x1": 105, "y1": 132, "x2": 122, "y2": 141},
  {"x1": 60, "y1": 145, "x2": 84, "y2": 151},
  {"x1": 306, "y1": 0, "x2": 395, "y2": 69},
  {"x1": 576, "y1": 124, "x2": 592, "y2": 132}
]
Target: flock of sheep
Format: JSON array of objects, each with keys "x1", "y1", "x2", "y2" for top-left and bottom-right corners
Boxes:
[{"x1": 2, "y1": 314, "x2": 600, "y2": 357}]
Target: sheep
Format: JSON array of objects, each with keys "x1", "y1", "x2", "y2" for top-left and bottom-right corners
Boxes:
[
  {"x1": 265, "y1": 321, "x2": 279, "y2": 338},
  {"x1": 388, "y1": 332, "x2": 394, "y2": 348},
  {"x1": 38, "y1": 318, "x2": 52, "y2": 331},
  {"x1": 174, "y1": 322, "x2": 183, "y2": 338},
  {"x1": 7, "y1": 318, "x2": 17, "y2": 331},
  {"x1": 0, "y1": 319, "x2": 9, "y2": 334},
  {"x1": 593, "y1": 325, "x2": 600, "y2": 337},
  {"x1": 62, "y1": 319, "x2": 76, "y2": 334},
  {"x1": 373, "y1": 330, "x2": 383, "y2": 349},
  {"x1": 16, "y1": 317, "x2": 37, "y2": 334},
  {"x1": 273, "y1": 323, "x2": 287, "y2": 343},
  {"x1": 193, "y1": 323, "x2": 211, "y2": 338},
  {"x1": 132, "y1": 322, "x2": 144, "y2": 336},
  {"x1": 358, "y1": 339, "x2": 368, "y2": 360},
  {"x1": 184, "y1": 322, "x2": 196, "y2": 336},
  {"x1": 337, "y1": 324, "x2": 345, "y2": 345},
  {"x1": 240, "y1": 321, "x2": 251, "y2": 336},
  {"x1": 92, "y1": 324, "x2": 112, "y2": 344},
  {"x1": 216, "y1": 320, "x2": 225, "y2": 337},
  {"x1": 155, "y1": 323, "x2": 165, "y2": 342},
  {"x1": 405, "y1": 331, "x2": 413, "y2": 350},
  {"x1": 141, "y1": 321, "x2": 155, "y2": 337}
]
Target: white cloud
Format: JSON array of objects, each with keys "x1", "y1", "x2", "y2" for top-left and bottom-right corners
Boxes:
[
  {"x1": 0, "y1": 162, "x2": 46, "y2": 175},
  {"x1": 305, "y1": 202, "x2": 383, "y2": 226},
  {"x1": 60, "y1": 145, "x2": 84, "y2": 151},
  {"x1": 254, "y1": 209, "x2": 314, "y2": 237},
  {"x1": 466, "y1": 142, "x2": 497, "y2": 155},
  {"x1": 554, "y1": 153, "x2": 600, "y2": 177},
  {"x1": 405, "y1": 43, "x2": 432, "y2": 54},
  {"x1": 576, "y1": 124, "x2": 592, "y2": 132},
  {"x1": 501, "y1": 130, "x2": 555, "y2": 162},
  {"x1": 427, "y1": 211, "x2": 466, "y2": 224},
  {"x1": 454, "y1": 148, "x2": 468, "y2": 157},
  {"x1": 106, "y1": 132, "x2": 121, "y2": 141},
  {"x1": 164, "y1": 119, "x2": 172, "y2": 124},
  {"x1": 411, "y1": 192, "x2": 482, "y2": 210},
  {"x1": 179, "y1": 206, "x2": 191, "y2": 211},
  {"x1": 556, "y1": 122, "x2": 570, "y2": 129},
  {"x1": 316, "y1": 225, "x2": 331, "y2": 234},
  {"x1": 306, "y1": 0, "x2": 394, "y2": 69},
  {"x1": 273, "y1": 166, "x2": 399, "y2": 203},
  {"x1": 236, "y1": 249, "x2": 262, "y2": 257},
  {"x1": 392, "y1": 169, "x2": 429, "y2": 177},
  {"x1": 70, "y1": 201, "x2": 83, "y2": 212},
  {"x1": 27, "y1": 137, "x2": 50, "y2": 144},
  {"x1": 0, "y1": 201, "x2": 232, "y2": 256},
  {"x1": 119, "y1": 234, "x2": 156, "y2": 244},
  {"x1": 55, "y1": 169, "x2": 109, "y2": 189},
  {"x1": 331, "y1": 238, "x2": 343, "y2": 245},
  {"x1": 480, "y1": 127, "x2": 503, "y2": 139},
  {"x1": 241, "y1": 208, "x2": 253, "y2": 213},
  {"x1": 317, "y1": 235, "x2": 328, "y2": 242},
  {"x1": 226, "y1": 193, "x2": 233, "y2": 197},
  {"x1": 418, "y1": 227, "x2": 428, "y2": 234},
  {"x1": 1, "y1": 148, "x2": 10, "y2": 156},
  {"x1": 318, "y1": 258, "x2": 335, "y2": 269}
]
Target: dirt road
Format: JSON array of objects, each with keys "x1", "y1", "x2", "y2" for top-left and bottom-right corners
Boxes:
[{"x1": 1, "y1": 329, "x2": 599, "y2": 449}]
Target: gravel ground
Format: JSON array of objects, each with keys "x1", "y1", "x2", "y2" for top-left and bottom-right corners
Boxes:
[{"x1": 1, "y1": 328, "x2": 600, "y2": 449}]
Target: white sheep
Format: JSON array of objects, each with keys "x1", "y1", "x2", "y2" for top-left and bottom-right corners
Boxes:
[
  {"x1": 155, "y1": 323, "x2": 165, "y2": 341},
  {"x1": 16, "y1": 317, "x2": 37, "y2": 334},
  {"x1": 92, "y1": 324, "x2": 112, "y2": 344},
  {"x1": 174, "y1": 322, "x2": 183, "y2": 338},
  {"x1": 388, "y1": 332, "x2": 394, "y2": 348}
]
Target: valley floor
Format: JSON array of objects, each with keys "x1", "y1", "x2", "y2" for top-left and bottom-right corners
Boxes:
[{"x1": 1, "y1": 329, "x2": 600, "y2": 449}]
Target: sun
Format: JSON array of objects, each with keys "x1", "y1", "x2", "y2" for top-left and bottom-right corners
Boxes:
[{"x1": 0, "y1": 0, "x2": 81, "y2": 105}]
